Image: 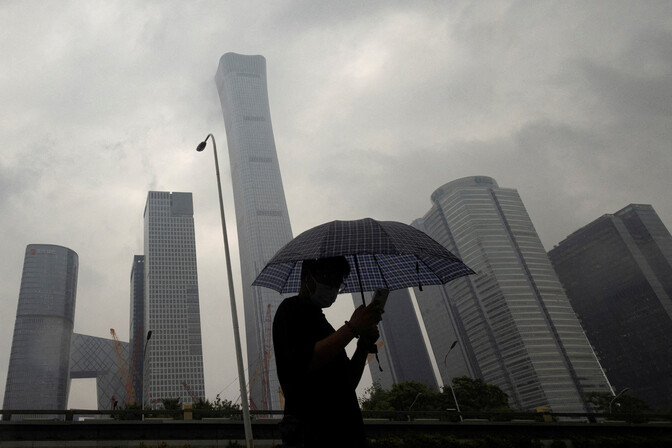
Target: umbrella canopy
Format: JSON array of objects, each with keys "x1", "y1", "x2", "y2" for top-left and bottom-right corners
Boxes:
[{"x1": 253, "y1": 218, "x2": 475, "y2": 296}]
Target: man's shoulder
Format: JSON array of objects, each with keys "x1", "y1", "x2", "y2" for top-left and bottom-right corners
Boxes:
[
  {"x1": 277, "y1": 295, "x2": 301, "y2": 312},
  {"x1": 274, "y1": 296, "x2": 313, "y2": 340},
  {"x1": 275, "y1": 296, "x2": 302, "y2": 319},
  {"x1": 275, "y1": 296, "x2": 317, "y2": 323}
]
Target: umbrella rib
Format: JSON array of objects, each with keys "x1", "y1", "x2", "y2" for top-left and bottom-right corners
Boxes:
[
  {"x1": 353, "y1": 255, "x2": 367, "y2": 306},
  {"x1": 372, "y1": 254, "x2": 389, "y2": 290},
  {"x1": 416, "y1": 260, "x2": 423, "y2": 291}
]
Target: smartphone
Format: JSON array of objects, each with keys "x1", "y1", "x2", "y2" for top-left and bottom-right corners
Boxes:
[{"x1": 368, "y1": 288, "x2": 389, "y2": 314}]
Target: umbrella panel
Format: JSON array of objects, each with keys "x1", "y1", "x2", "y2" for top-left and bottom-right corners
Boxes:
[
  {"x1": 253, "y1": 253, "x2": 475, "y2": 295},
  {"x1": 262, "y1": 218, "x2": 458, "y2": 265}
]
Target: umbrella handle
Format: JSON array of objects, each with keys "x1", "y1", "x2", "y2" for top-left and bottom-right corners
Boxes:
[{"x1": 353, "y1": 256, "x2": 384, "y2": 372}]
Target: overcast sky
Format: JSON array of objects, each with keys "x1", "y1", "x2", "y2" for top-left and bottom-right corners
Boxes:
[{"x1": 1, "y1": 1, "x2": 670, "y2": 409}]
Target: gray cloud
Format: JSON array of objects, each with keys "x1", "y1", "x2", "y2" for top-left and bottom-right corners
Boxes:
[{"x1": 1, "y1": 0, "x2": 671, "y2": 407}]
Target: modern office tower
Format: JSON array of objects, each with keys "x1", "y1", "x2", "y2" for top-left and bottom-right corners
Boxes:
[
  {"x1": 549, "y1": 204, "x2": 672, "y2": 410},
  {"x1": 129, "y1": 255, "x2": 145, "y2": 403},
  {"x1": 70, "y1": 333, "x2": 128, "y2": 410},
  {"x1": 367, "y1": 289, "x2": 439, "y2": 390},
  {"x1": 414, "y1": 176, "x2": 612, "y2": 412},
  {"x1": 3, "y1": 244, "x2": 79, "y2": 420},
  {"x1": 216, "y1": 53, "x2": 293, "y2": 410},
  {"x1": 143, "y1": 191, "x2": 205, "y2": 406}
]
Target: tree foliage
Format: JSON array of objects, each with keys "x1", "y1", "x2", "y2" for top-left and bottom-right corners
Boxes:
[
  {"x1": 586, "y1": 391, "x2": 651, "y2": 414},
  {"x1": 360, "y1": 377, "x2": 513, "y2": 414},
  {"x1": 192, "y1": 394, "x2": 241, "y2": 419},
  {"x1": 449, "y1": 376, "x2": 511, "y2": 412},
  {"x1": 152, "y1": 397, "x2": 182, "y2": 419},
  {"x1": 112, "y1": 401, "x2": 143, "y2": 420},
  {"x1": 361, "y1": 382, "x2": 395, "y2": 411},
  {"x1": 161, "y1": 397, "x2": 182, "y2": 411},
  {"x1": 361, "y1": 381, "x2": 444, "y2": 412}
]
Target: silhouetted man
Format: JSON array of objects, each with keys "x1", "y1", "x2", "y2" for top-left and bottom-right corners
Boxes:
[{"x1": 273, "y1": 256, "x2": 381, "y2": 447}]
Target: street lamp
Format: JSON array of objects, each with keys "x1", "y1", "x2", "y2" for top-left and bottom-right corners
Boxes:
[
  {"x1": 197, "y1": 134, "x2": 254, "y2": 447},
  {"x1": 143, "y1": 330, "x2": 152, "y2": 357},
  {"x1": 609, "y1": 387, "x2": 631, "y2": 414},
  {"x1": 142, "y1": 330, "x2": 152, "y2": 411},
  {"x1": 443, "y1": 340, "x2": 458, "y2": 368},
  {"x1": 443, "y1": 340, "x2": 463, "y2": 422}
]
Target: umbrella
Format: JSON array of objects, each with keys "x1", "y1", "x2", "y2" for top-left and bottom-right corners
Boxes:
[{"x1": 253, "y1": 218, "x2": 475, "y2": 302}]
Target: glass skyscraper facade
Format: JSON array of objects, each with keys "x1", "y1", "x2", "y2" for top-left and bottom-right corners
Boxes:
[
  {"x1": 3, "y1": 244, "x2": 79, "y2": 419},
  {"x1": 415, "y1": 176, "x2": 611, "y2": 412},
  {"x1": 216, "y1": 53, "x2": 293, "y2": 410},
  {"x1": 143, "y1": 191, "x2": 205, "y2": 406},
  {"x1": 549, "y1": 204, "x2": 672, "y2": 410}
]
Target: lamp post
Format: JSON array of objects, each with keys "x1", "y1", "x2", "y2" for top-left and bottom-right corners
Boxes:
[
  {"x1": 142, "y1": 330, "x2": 152, "y2": 412},
  {"x1": 443, "y1": 340, "x2": 463, "y2": 421},
  {"x1": 609, "y1": 387, "x2": 631, "y2": 414},
  {"x1": 197, "y1": 134, "x2": 253, "y2": 447},
  {"x1": 408, "y1": 393, "x2": 423, "y2": 421},
  {"x1": 140, "y1": 330, "x2": 152, "y2": 420}
]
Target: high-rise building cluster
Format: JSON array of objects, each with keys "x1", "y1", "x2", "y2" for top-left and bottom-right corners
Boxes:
[
  {"x1": 3, "y1": 192, "x2": 206, "y2": 417},
  {"x1": 376, "y1": 177, "x2": 672, "y2": 411},
  {"x1": 3, "y1": 52, "x2": 671, "y2": 416},
  {"x1": 384, "y1": 177, "x2": 613, "y2": 412},
  {"x1": 2, "y1": 245, "x2": 130, "y2": 419},
  {"x1": 211, "y1": 52, "x2": 671, "y2": 412}
]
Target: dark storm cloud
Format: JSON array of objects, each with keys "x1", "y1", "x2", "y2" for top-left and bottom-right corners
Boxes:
[{"x1": 580, "y1": 60, "x2": 672, "y2": 120}]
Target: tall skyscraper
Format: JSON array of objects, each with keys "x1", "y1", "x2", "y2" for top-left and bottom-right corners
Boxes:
[
  {"x1": 129, "y1": 255, "x2": 145, "y2": 402},
  {"x1": 143, "y1": 191, "x2": 205, "y2": 406},
  {"x1": 215, "y1": 53, "x2": 293, "y2": 410},
  {"x1": 549, "y1": 204, "x2": 672, "y2": 410},
  {"x1": 367, "y1": 289, "x2": 438, "y2": 390},
  {"x1": 3, "y1": 244, "x2": 79, "y2": 419},
  {"x1": 414, "y1": 176, "x2": 612, "y2": 412}
]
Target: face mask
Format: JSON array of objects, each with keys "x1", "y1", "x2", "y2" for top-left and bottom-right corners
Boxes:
[{"x1": 309, "y1": 281, "x2": 340, "y2": 308}]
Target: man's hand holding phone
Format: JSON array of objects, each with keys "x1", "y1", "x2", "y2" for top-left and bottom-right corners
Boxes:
[{"x1": 367, "y1": 288, "x2": 389, "y2": 319}]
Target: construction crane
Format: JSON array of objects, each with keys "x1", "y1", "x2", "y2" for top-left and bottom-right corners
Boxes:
[
  {"x1": 246, "y1": 304, "x2": 274, "y2": 410},
  {"x1": 278, "y1": 387, "x2": 285, "y2": 411},
  {"x1": 181, "y1": 380, "x2": 199, "y2": 404},
  {"x1": 110, "y1": 328, "x2": 135, "y2": 405}
]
